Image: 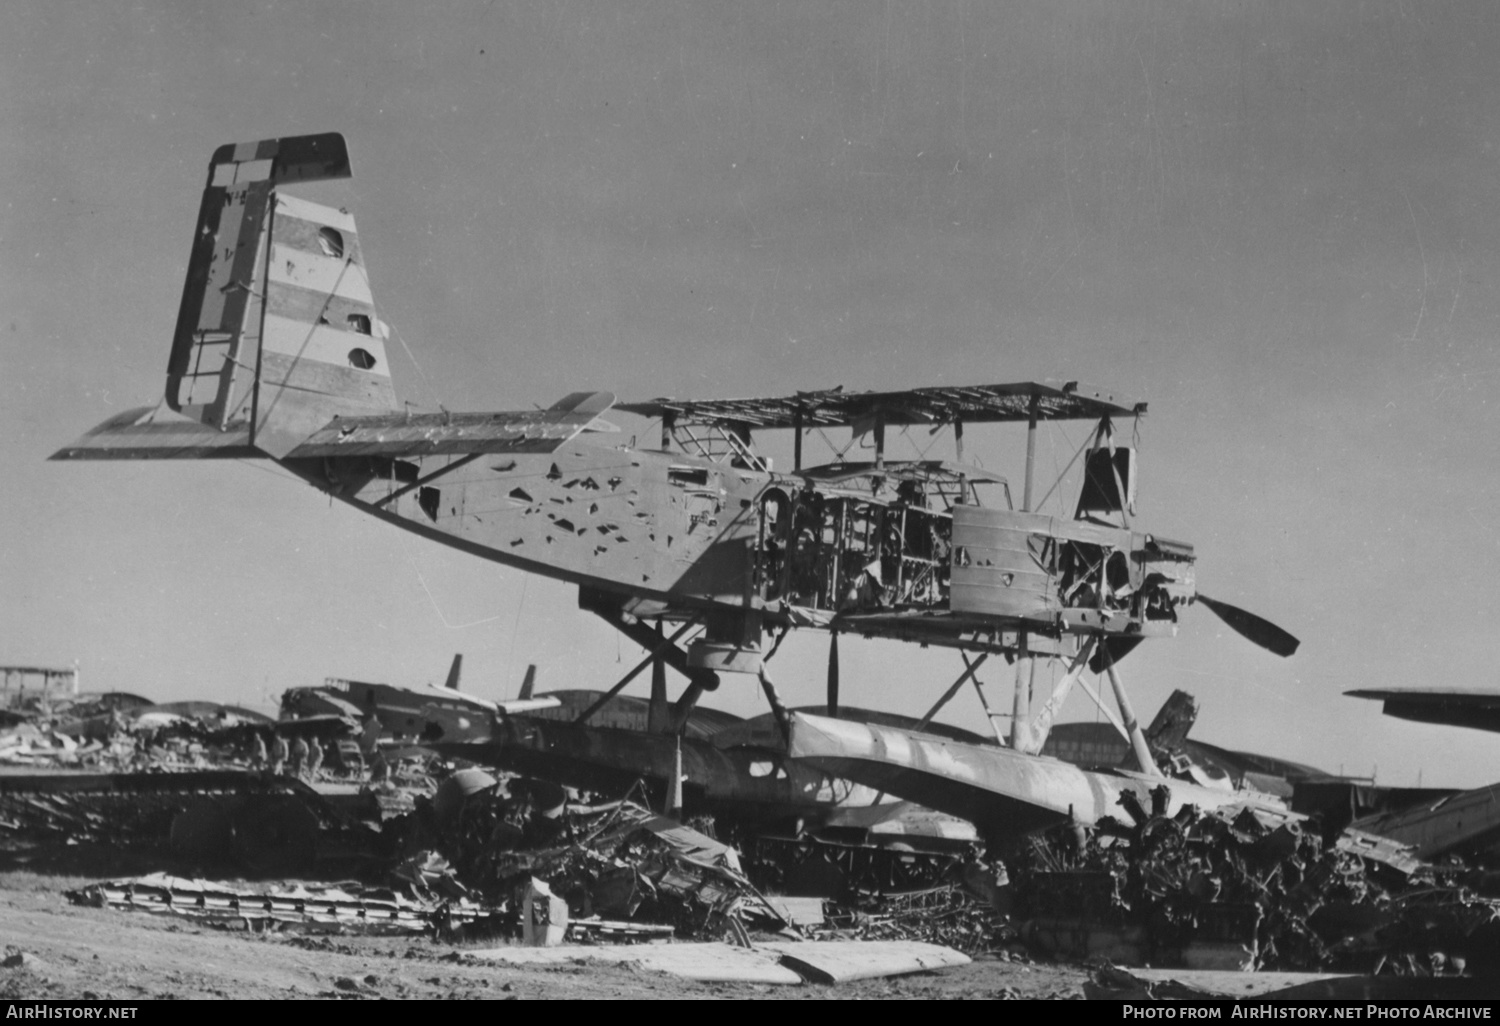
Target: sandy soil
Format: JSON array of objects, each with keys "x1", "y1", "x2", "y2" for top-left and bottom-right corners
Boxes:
[{"x1": 0, "y1": 868, "x2": 1089, "y2": 1000}]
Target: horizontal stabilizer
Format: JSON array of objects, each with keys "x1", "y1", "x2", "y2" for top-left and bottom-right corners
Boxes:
[
  {"x1": 284, "y1": 392, "x2": 615, "y2": 458},
  {"x1": 53, "y1": 392, "x2": 617, "y2": 462},
  {"x1": 50, "y1": 407, "x2": 260, "y2": 461}
]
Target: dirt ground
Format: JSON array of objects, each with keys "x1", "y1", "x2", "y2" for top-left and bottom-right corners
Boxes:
[{"x1": 0, "y1": 862, "x2": 1089, "y2": 1000}]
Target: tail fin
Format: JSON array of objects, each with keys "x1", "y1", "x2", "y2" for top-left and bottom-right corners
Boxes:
[
  {"x1": 167, "y1": 132, "x2": 400, "y2": 457},
  {"x1": 517, "y1": 665, "x2": 537, "y2": 701},
  {"x1": 442, "y1": 654, "x2": 463, "y2": 691}
]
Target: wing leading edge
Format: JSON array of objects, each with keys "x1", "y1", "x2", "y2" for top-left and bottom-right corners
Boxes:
[
  {"x1": 1347, "y1": 687, "x2": 1500, "y2": 735},
  {"x1": 617, "y1": 381, "x2": 1145, "y2": 430}
]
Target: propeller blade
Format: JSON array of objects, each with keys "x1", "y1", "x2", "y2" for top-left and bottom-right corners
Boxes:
[
  {"x1": 827, "y1": 632, "x2": 841, "y2": 717},
  {"x1": 1198, "y1": 594, "x2": 1300, "y2": 657},
  {"x1": 1088, "y1": 635, "x2": 1145, "y2": 674}
]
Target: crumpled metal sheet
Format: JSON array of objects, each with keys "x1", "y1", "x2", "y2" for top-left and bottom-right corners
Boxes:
[
  {"x1": 818, "y1": 883, "x2": 1008, "y2": 954},
  {"x1": 421, "y1": 791, "x2": 785, "y2": 941}
]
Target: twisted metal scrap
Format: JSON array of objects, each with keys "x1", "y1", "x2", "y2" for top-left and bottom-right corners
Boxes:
[
  {"x1": 1015, "y1": 789, "x2": 1499, "y2": 973},
  {"x1": 821, "y1": 883, "x2": 1007, "y2": 953}
]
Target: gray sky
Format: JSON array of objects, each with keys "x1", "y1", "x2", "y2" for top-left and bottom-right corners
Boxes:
[{"x1": 4, "y1": 1, "x2": 1499, "y2": 787}]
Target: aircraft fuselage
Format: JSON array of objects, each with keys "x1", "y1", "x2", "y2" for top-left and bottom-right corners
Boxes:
[{"x1": 293, "y1": 437, "x2": 767, "y2": 612}]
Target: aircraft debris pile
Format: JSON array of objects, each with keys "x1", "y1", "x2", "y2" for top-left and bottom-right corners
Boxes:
[
  {"x1": 734, "y1": 819, "x2": 979, "y2": 898},
  {"x1": 0, "y1": 674, "x2": 429, "y2": 792},
  {"x1": 0, "y1": 722, "x2": 97, "y2": 768},
  {"x1": 0, "y1": 773, "x2": 205, "y2": 848},
  {"x1": 1014, "y1": 786, "x2": 1500, "y2": 975},
  {"x1": 0, "y1": 771, "x2": 387, "y2": 875},
  {"x1": 0, "y1": 692, "x2": 282, "y2": 773},
  {"x1": 0, "y1": 691, "x2": 146, "y2": 768},
  {"x1": 57, "y1": 781, "x2": 795, "y2": 946},
  {"x1": 399, "y1": 780, "x2": 789, "y2": 943}
]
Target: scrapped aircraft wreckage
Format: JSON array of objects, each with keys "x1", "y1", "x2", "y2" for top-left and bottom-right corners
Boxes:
[
  {"x1": 0, "y1": 692, "x2": 275, "y2": 770},
  {"x1": 43, "y1": 131, "x2": 1500, "y2": 974},
  {"x1": 276, "y1": 655, "x2": 986, "y2": 893},
  {"x1": 1337, "y1": 686, "x2": 1500, "y2": 864},
  {"x1": 63, "y1": 799, "x2": 792, "y2": 944},
  {"x1": 430, "y1": 686, "x2": 985, "y2": 896},
  {"x1": 0, "y1": 770, "x2": 378, "y2": 874},
  {"x1": 1016, "y1": 788, "x2": 1500, "y2": 976},
  {"x1": 0, "y1": 677, "x2": 1489, "y2": 969},
  {"x1": 0, "y1": 670, "x2": 1000, "y2": 949},
  {"x1": 320, "y1": 661, "x2": 1500, "y2": 976},
  {"x1": 52, "y1": 131, "x2": 1307, "y2": 846},
  {"x1": 281, "y1": 656, "x2": 559, "y2": 749},
  {"x1": 67, "y1": 867, "x2": 974, "y2": 987}
]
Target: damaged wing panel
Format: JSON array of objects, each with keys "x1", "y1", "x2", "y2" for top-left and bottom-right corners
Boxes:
[
  {"x1": 785, "y1": 712, "x2": 1279, "y2": 841},
  {"x1": 619, "y1": 381, "x2": 1145, "y2": 429}
]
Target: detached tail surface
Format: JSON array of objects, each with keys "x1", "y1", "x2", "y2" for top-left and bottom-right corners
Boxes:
[{"x1": 55, "y1": 132, "x2": 402, "y2": 462}]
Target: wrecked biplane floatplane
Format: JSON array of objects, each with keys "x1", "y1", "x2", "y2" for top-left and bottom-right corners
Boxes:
[{"x1": 53, "y1": 132, "x2": 1303, "y2": 847}]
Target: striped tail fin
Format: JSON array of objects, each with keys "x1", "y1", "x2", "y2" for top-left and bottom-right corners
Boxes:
[{"x1": 166, "y1": 132, "x2": 401, "y2": 458}]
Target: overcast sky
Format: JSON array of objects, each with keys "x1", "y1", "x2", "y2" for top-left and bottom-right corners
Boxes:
[{"x1": 4, "y1": 1, "x2": 1499, "y2": 787}]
